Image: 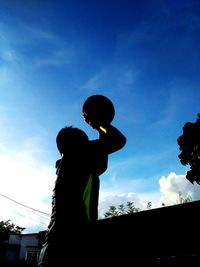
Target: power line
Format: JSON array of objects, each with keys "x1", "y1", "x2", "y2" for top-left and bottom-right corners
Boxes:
[
  {"x1": 0, "y1": 192, "x2": 50, "y2": 217},
  {"x1": 14, "y1": 211, "x2": 48, "y2": 226}
]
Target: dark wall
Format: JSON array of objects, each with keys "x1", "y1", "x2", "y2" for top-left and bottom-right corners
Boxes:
[{"x1": 93, "y1": 201, "x2": 200, "y2": 265}]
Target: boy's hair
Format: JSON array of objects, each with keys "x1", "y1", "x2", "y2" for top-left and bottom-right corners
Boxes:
[{"x1": 56, "y1": 126, "x2": 88, "y2": 154}]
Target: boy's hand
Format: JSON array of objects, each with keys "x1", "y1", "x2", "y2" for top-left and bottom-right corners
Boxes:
[{"x1": 83, "y1": 113, "x2": 100, "y2": 130}]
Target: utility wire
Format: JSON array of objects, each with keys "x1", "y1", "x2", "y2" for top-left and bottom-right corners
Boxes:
[
  {"x1": 0, "y1": 192, "x2": 50, "y2": 217},
  {"x1": 14, "y1": 211, "x2": 48, "y2": 226}
]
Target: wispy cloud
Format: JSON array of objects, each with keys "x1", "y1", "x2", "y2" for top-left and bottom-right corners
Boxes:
[
  {"x1": 33, "y1": 48, "x2": 73, "y2": 67},
  {"x1": 21, "y1": 25, "x2": 59, "y2": 43},
  {"x1": 0, "y1": 21, "x2": 58, "y2": 45},
  {"x1": 79, "y1": 65, "x2": 139, "y2": 126},
  {"x1": 0, "y1": 21, "x2": 74, "y2": 68},
  {"x1": 1, "y1": 49, "x2": 18, "y2": 63},
  {"x1": 105, "y1": 148, "x2": 178, "y2": 181},
  {"x1": 21, "y1": 25, "x2": 75, "y2": 67}
]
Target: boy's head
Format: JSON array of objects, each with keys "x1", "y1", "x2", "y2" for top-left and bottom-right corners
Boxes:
[{"x1": 56, "y1": 126, "x2": 88, "y2": 155}]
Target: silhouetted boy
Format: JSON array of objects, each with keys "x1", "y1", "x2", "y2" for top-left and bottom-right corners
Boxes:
[{"x1": 37, "y1": 123, "x2": 126, "y2": 266}]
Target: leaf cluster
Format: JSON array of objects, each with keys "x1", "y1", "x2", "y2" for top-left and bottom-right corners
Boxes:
[{"x1": 177, "y1": 113, "x2": 200, "y2": 184}]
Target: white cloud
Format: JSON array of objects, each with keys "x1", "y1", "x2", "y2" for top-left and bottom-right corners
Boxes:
[
  {"x1": 159, "y1": 172, "x2": 200, "y2": 205},
  {"x1": 99, "y1": 172, "x2": 200, "y2": 219},
  {"x1": 0, "y1": 141, "x2": 54, "y2": 233}
]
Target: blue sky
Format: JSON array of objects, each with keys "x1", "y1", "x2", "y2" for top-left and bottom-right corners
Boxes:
[{"x1": 0, "y1": 0, "x2": 200, "y2": 233}]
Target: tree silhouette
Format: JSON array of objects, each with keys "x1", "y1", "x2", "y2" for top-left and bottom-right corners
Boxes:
[
  {"x1": 103, "y1": 201, "x2": 140, "y2": 218},
  {"x1": 126, "y1": 201, "x2": 140, "y2": 213},
  {"x1": 146, "y1": 201, "x2": 152, "y2": 209},
  {"x1": 104, "y1": 205, "x2": 120, "y2": 218},
  {"x1": 176, "y1": 191, "x2": 193, "y2": 204},
  {"x1": 0, "y1": 219, "x2": 25, "y2": 241},
  {"x1": 177, "y1": 113, "x2": 200, "y2": 184},
  {"x1": 103, "y1": 193, "x2": 193, "y2": 218}
]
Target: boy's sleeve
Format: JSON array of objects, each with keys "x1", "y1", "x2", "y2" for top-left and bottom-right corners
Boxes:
[{"x1": 98, "y1": 124, "x2": 126, "y2": 154}]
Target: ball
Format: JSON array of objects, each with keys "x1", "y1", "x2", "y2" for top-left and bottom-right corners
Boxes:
[{"x1": 82, "y1": 94, "x2": 115, "y2": 125}]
